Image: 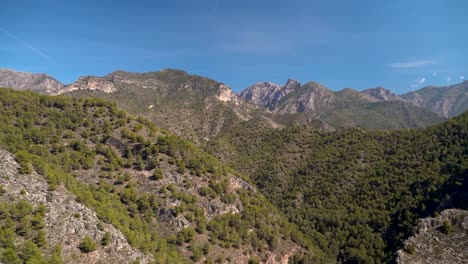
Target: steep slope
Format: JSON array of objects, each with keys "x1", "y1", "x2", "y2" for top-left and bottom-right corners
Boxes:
[
  {"x1": 0, "y1": 88, "x2": 328, "y2": 263},
  {"x1": 0, "y1": 149, "x2": 151, "y2": 264},
  {"x1": 397, "y1": 209, "x2": 468, "y2": 264},
  {"x1": 205, "y1": 111, "x2": 468, "y2": 263},
  {"x1": 240, "y1": 79, "x2": 444, "y2": 129},
  {"x1": 0, "y1": 68, "x2": 64, "y2": 94},
  {"x1": 61, "y1": 69, "x2": 263, "y2": 143},
  {"x1": 401, "y1": 81, "x2": 468, "y2": 118}
]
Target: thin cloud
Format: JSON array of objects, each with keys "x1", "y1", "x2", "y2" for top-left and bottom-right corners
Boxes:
[
  {"x1": 447, "y1": 76, "x2": 452, "y2": 83},
  {"x1": 214, "y1": 0, "x2": 220, "y2": 12},
  {"x1": 390, "y1": 60, "x2": 436, "y2": 68},
  {"x1": 460, "y1": 75, "x2": 465, "y2": 80},
  {"x1": 411, "y1": 77, "x2": 426, "y2": 88},
  {"x1": 0, "y1": 27, "x2": 50, "y2": 59},
  {"x1": 214, "y1": 17, "x2": 331, "y2": 54}
]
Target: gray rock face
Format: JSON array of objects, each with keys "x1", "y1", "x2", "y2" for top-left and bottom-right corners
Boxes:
[
  {"x1": 239, "y1": 79, "x2": 301, "y2": 111},
  {"x1": 0, "y1": 68, "x2": 64, "y2": 94},
  {"x1": 401, "y1": 81, "x2": 468, "y2": 117},
  {"x1": 275, "y1": 81, "x2": 336, "y2": 117},
  {"x1": 239, "y1": 82, "x2": 285, "y2": 110},
  {"x1": 283, "y1": 78, "x2": 301, "y2": 94},
  {"x1": 397, "y1": 209, "x2": 468, "y2": 264},
  {"x1": 0, "y1": 149, "x2": 152, "y2": 264}
]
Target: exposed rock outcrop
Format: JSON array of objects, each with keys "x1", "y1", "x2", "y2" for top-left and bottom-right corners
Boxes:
[
  {"x1": 216, "y1": 84, "x2": 240, "y2": 105},
  {"x1": 56, "y1": 76, "x2": 117, "y2": 95},
  {"x1": 397, "y1": 209, "x2": 468, "y2": 264},
  {"x1": 0, "y1": 149, "x2": 152, "y2": 264}
]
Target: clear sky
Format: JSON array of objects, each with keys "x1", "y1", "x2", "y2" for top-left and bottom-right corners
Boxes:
[{"x1": 1, "y1": 0, "x2": 467, "y2": 93}]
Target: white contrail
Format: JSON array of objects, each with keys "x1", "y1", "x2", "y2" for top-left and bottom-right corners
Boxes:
[{"x1": 0, "y1": 27, "x2": 50, "y2": 59}]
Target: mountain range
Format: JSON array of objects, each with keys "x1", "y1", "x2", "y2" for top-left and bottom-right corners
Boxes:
[{"x1": 2, "y1": 68, "x2": 465, "y2": 142}]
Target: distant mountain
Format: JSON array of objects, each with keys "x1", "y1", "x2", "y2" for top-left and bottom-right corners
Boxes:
[
  {"x1": 362, "y1": 87, "x2": 406, "y2": 102},
  {"x1": 239, "y1": 79, "x2": 300, "y2": 110},
  {"x1": 0, "y1": 68, "x2": 64, "y2": 94},
  {"x1": 2, "y1": 67, "x2": 461, "y2": 134},
  {"x1": 401, "y1": 81, "x2": 468, "y2": 118},
  {"x1": 60, "y1": 69, "x2": 267, "y2": 143},
  {"x1": 240, "y1": 79, "x2": 444, "y2": 130}
]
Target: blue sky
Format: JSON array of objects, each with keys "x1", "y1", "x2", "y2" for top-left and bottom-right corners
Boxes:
[{"x1": 1, "y1": 0, "x2": 467, "y2": 93}]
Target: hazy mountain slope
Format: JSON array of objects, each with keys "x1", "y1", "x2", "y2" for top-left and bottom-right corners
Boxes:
[
  {"x1": 61, "y1": 69, "x2": 266, "y2": 144},
  {"x1": 401, "y1": 81, "x2": 468, "y2": 117},
  {"x1": 0, "y1": 68, "x2": 64, "y2": 94},
  {"x1": 205, "y1": 111, "x2": 468, "y2": 263},
  {"x1": 361, "y1": 87, "x2": 406, "y2": 102},
  {"x1": 240, "y1": 80, "x2": 444, "y2": 129},
  {"x1": 0, "y1": 88, "x2": 327, "y2": 263},
  {"x1": 321, "y1": 101, "x2": 446, "y2": 129}
]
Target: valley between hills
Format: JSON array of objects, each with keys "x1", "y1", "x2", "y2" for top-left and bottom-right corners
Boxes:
[{"x1": 0, "y1": 68, "x2": 467, "y2": 264}]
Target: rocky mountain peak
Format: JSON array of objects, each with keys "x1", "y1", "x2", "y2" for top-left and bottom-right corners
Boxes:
[
  {"x1": 0, "y1": 68, "x2": 64, "y2": 94},
  {"x1": 283, "y1": 78, "x2": 301, "y2": 93},
  {"x1": 238, "y1": 79, "x2": 303, "y2": 111},
  {"x1": 238, "y1": 82, "x2": 283, "y2": 109}
]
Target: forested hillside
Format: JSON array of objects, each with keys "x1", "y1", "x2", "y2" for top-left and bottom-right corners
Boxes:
[
  {"x1": 206, "y1": 111, "x2": 468, "y2": 263},
  {"x1": 0, "y1": 88, "x2": 327, "y2": 263},
  {"x1": 61, "y1": 69, "x2": 260, "y2": 144}
]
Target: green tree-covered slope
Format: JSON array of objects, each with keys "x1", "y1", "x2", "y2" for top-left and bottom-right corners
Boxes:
[
  {"x1": 205, "y1": 110, "x2": 468, "y2": 263},
  {"x1": 62, "y1": 69, "x2": 262, "y2": 144}
]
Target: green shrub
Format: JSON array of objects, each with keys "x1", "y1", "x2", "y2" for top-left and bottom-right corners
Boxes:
[
  {"x1": 440, "y1": 220, "x2": 452, "y2": 234},
  {"x1": 405, "y1": 244, "x2": 416, "y2": 254},
  {"x1": 101, "y1": 232, "x2": 111, "y2": 246},
  {"x1": 78, "y1": 235, "x2": 97, "y2": 253}
]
